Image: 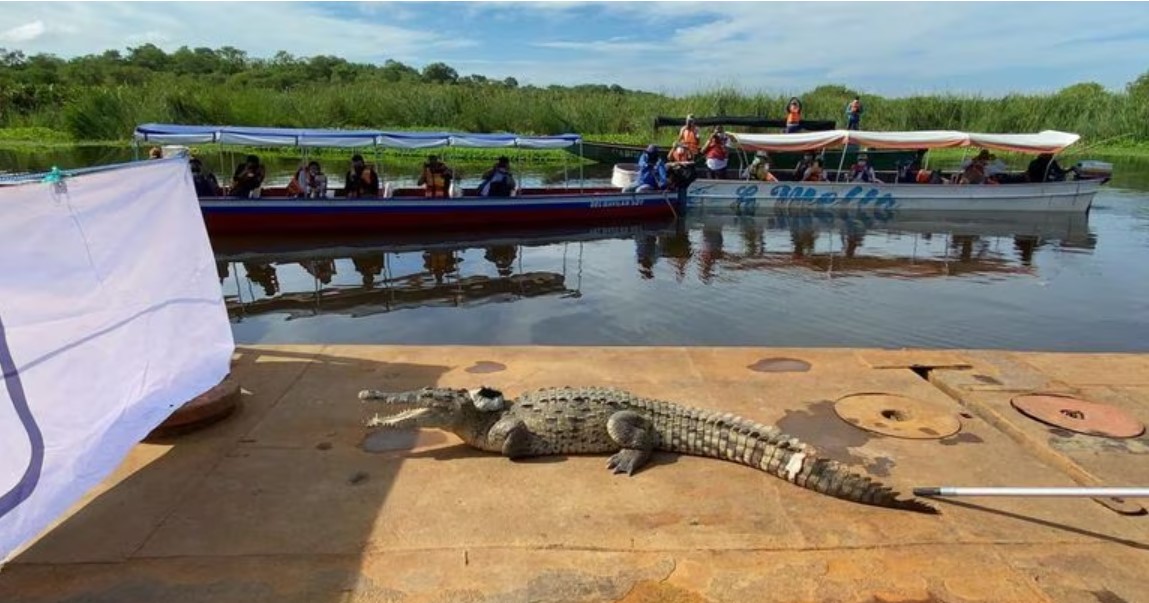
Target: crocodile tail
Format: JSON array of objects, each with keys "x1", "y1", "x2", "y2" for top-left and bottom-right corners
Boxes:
[
  {"x1": 770, "y1": 450, "x2": 939, "y2": 514},
  {"x1": 657, "y1": 409, "x2": 938, "y2": 514}
]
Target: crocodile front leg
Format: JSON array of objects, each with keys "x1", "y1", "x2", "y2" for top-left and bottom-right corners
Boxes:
[
  {"x1": 605, "y1": 410, "x2": 655, "y2": 476},
  {"x1": 487, "y1": 415, "x2": 532, "y2": 459}
]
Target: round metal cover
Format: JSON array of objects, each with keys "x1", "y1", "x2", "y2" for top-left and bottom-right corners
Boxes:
[
  {"x1": 834, "y1": 393, "x2": 961, "y2": 439},
  {"x1": 1011, "y1": 393, "x2": 1145, "y2": 438}
]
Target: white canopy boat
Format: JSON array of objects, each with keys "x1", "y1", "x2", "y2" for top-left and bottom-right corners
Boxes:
[{"x1": 684, "y1": 129, "x2": 1111, "y2": 213}]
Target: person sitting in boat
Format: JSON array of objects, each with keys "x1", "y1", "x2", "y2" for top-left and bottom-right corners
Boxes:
[
  {"x1": 627, "y1": 144, "x2": 667, "y2": 192},
  {"x1": 701, "y1": 127, "x2": 730, "y2": 179},
  {"x1": 784, "y1": 97, "x2": 803, "y2": 133},
  {"x1": 802, "y1": 158, "x2": 828, "y2": 182},
  {"x1": 845, "y1": 96, "x2": 863, "y2": 130},
  {"x1": 230, "y1": 154, "x2": 266, "y2": 198},
  {"x1": 668, "y1": 142, "x2": 692, "y2": 163},
  {"x1": 478, "y1": 156, "x2": 517, "y2": 197},
  {"x1": 677, "y1": 115, "x2": 700, "y2": 155},
  {"x1": 849, "y1": 153, "x2": 882, "y2": 183},
  {"x1": 418, "y1": 154, "x2": 454, "y2": 198},
  {"x1": 287, "y1": 161, "x2": 329, "y2": 199},
  {"x1": 958, "y1": 155, "x2": 989, "y2": 184},
  {"x1": 1025, "y1": 153, "x2": 1073, "y2": 182},
  {"x1": 744, "y1": 152, "x2": 778, "y2": 182},
  {"x1": 344, "y1": 154, "x2": 380, "y2": 198},
  {"x1": 190, "y1": 157, "x2": 221, "y2": 197},
  {"x1": 793, "y1": 152, "x2": 816, "y2": 180}
]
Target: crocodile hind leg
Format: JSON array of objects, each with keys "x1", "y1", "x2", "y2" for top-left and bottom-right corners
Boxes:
[
  {"x1": 605, "y1": 410, "x2": 655, "y2": 476},
  {"x1": 488, "y1": 416, "x2": 532, "y2": 459}
]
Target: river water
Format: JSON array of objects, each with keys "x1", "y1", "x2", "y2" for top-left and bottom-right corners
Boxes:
[{"x1": 5, "y1": 147, "x2": 1149, "y2": 351}]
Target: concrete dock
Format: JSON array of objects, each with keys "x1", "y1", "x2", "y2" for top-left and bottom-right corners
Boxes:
[{"x1": 1, "y1": 345, "x2": 1147, "y2": 602}]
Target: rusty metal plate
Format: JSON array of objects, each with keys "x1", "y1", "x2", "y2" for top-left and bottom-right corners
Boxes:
[
  {"x1": 1011, "y1": 393, "x2": 1145, "y2": 439},
  {"x1": 747, "y1": 357, "x2": 811, "y2": 373},
  {"x1": 834, "y1": 393, "x2": 961, "y2": 439}
]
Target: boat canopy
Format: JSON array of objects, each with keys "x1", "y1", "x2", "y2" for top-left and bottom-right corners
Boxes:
[
  {"x1": 132, "y1": 124, "x2": 582, "y2": 149},
  {"x1": 726, "y1": 129, "x2": 1081, "y2": 154}
]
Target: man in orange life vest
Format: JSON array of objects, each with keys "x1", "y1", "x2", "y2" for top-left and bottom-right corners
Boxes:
[
  {"x1": 344, "y1": 154, "x2": 380, "y2": 198},
  {"x1": 846, "y1": 96, "x2": 864, "y2": 130},
  {"x1": 418, "y1": 155, "x2": 454, "y2": 198},
  {"x1": 677, "y1": 114, "x2": 700, "y2": 155},
  {"x1": 784, "y1": 97, "x2": 803, "y2": 133}
]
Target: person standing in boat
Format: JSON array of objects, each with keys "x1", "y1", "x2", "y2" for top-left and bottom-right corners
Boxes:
[
  {"x1": 845, "y1": 96, "x2": 864, "y2": 130},
  {"x1": 677, "y1": 115, "x2": 700, "y2": 156},
  {"x1": 784, "y1": 97, "x2": 803, "y2": 133},
  {"x1": 344, "y1": 154, "x2": 380, "y2": 198},
  {"x1": 418, "y1": 155, "x2": 454, "y2": 198},
  {"x1": 230, "y1": 154, "x2": 266, "y2": 198},
  {"x1": 478, "y1": 156, "x2": 517, "y2": 197},
  {"x1": 701, "y1": 126, "x2": 730, "y2": 179}
]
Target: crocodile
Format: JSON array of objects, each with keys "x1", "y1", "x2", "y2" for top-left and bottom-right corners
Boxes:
[{"x1": 359, "y1": 385, "x2": 939, "y2": 514}]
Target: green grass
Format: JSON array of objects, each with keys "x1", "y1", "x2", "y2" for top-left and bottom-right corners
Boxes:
[{"x1": 4, "y1": 77, "x2": 1149, "y2": 160}]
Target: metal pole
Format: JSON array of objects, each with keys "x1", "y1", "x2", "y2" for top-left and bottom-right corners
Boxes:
[{"x1": 915, "y1": 487, "x2": 1149, "y2": 498}]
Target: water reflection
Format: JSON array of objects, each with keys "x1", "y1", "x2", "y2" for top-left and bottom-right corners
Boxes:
[
  {"x1": 212, "y1": 191, "x2": 1149, "y2": 351},
  {"x1": 680, "y1": 206, "x2": 1096, "y2": 281},
  {"x1": 215, "y1": 207, "x2": 1099, "y2": 323},
  {"x1": 216, "y1": 222, "x2": 675, "y2": 320}
]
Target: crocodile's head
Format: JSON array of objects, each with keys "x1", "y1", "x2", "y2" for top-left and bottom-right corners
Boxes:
[{"x1": 359, "y1": 386, "x2": 506, "y2": 430}]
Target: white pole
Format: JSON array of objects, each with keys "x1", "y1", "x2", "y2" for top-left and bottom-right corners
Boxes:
[{"x1": 915, "y1": 487, "x2": 1149, "y2": 498}]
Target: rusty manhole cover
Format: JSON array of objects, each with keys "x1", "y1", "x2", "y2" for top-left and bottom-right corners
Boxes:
[
  {"x1": 146, "y1": 373, "x2": 241, "y2": 440},
  {"x1": 465, "y1": 361, "x2": 507, "y2": 374},
  {"x1": 1011, "y1": 393, "x2": 1145, "y2": 438},
  {"x1": 748, "y1": 357, "x2": 811, "y2": 373},
  {"x1": 834, "y1": 393, "x2": 961, "y2": 439}
]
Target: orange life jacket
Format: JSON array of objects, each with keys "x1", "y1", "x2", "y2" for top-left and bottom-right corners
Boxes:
[
  {"x1": 787, "y1": 106, "x2": 801, "y2": 124},
  {"x1": 669, "y1": 146, "x2": 691, "y2": 162},
  {"x1": 704, "y1": 136, "x2": 727, "y2": 160},
  {"x1": 679, "y1": 126, "x2": 700, "y2": 153}
]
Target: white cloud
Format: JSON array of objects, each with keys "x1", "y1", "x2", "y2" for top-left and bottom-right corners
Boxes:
[
  {"x1": 0, "y1": 20, "x2": 46, "y2": 43},
  {"x1": 0, "y1": 1, "x2": 1145, "y2": 96},
  {"x1": 0, "y1": 2, "x2": 463, "y2": 63}
]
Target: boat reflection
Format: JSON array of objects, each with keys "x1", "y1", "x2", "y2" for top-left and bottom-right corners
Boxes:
[
  {"x1": 632, "y1": 207, "x2": 1095, "y2": 282},
  {"x1": 214, "y1": 221, "x2": 677, "y2": 320}
]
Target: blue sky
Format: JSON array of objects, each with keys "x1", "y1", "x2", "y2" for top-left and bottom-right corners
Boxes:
[{"x1": 1, "y1": 1, "x2": 1148, "y2": 97}]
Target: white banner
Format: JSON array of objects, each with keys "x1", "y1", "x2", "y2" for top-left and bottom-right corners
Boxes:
[{"x1": 0, "y1": 157, "x2": 235, "y2": 562}]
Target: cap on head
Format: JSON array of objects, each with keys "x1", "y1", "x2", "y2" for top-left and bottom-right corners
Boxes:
[{"x1": 646, "y1": 144, "x2": 658, "y2": 153}]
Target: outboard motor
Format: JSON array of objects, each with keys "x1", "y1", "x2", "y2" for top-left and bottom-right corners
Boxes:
[{"x1": 1073, "y1": 160, "x2": 1113, "y2": 182}]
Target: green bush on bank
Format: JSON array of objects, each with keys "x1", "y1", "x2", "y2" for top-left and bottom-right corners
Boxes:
[{"x1": 2, "y1": 45, "x2": 1148, "y2": 152}]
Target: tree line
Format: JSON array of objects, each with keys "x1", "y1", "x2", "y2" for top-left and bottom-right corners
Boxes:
[{"x1": 1, "y1": 44, "x2": 1147, "y2": 148}]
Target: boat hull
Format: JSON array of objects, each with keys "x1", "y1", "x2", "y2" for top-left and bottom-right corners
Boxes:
[
  {"x1": 200, "y1": 190, "x2": 684, "y2": 236},
  {"x1": 684, "y1": 178, "x2": 1103, "y2": 213}
]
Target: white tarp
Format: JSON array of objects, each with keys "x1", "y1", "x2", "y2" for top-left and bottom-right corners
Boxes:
[
  {"x1": 728, "y1": 129, "x2": 1081, "y2": 154},
  {"x1": 0, "y1": 157, "x2": 235, "y2": 562}
]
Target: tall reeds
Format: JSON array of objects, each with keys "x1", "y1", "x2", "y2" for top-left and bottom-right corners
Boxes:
[{"x1": 4, "y1": 76, "x2": 1148, "y2": 149}]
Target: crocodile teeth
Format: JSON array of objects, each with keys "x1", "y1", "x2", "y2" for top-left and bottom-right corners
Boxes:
[{"x1": 368, "y1": 407, "x2": 431, "y2": 428}]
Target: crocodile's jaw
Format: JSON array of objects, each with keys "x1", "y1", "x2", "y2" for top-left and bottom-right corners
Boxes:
[{"x1": 366, "y1": 407, "x2": 434, "y2": 429}]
